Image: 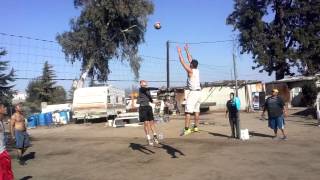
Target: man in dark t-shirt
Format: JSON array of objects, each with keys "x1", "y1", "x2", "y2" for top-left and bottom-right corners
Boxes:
[
  {"x1": 262, "y1": 89, "x2": 288, "y2": 140},
  {"x1": 226, "y1": 93, "x2": 240, "y2": 139},
  {"x1": 137, "y1": 80, "x2": 159, "y2": 146}
]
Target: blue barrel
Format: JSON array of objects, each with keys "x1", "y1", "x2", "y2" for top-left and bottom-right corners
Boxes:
[
  {"x1": 34, "y1": 114, "x2": 39, "y2": 126},
  {"x1": 65, "y1": 111, "x2": 70, "y2": 122},
  {"x1": 27, "y1": 115, "x2": 36, "y2": 128},
  {"x1": 59, "y1": 111, "x2": 68, "y2": 124},
  {"x1": 45, "y1": 112, "x2": 53, "y2": 125},
  {"x1": 38, "y1": 113, "x2": 47, "y2": 126}
]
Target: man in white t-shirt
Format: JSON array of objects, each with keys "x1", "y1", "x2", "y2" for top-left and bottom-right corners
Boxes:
[{"x1": 177, "y1": 44, "x2": 201, "y2": 135}]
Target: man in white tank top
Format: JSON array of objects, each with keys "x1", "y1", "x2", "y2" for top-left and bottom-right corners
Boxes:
[{"x1": 177, "y1": 44, "x2": 201, "y2": 135}]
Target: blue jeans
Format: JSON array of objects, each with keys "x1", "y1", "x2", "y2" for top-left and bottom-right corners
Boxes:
[{"x1": 15, "y1": 130, "x2": 30, "y2": 149}]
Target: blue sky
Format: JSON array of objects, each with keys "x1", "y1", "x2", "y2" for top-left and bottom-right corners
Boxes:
[{"x1": 0, "y1": 0, "x2": 274, "y2": 93}]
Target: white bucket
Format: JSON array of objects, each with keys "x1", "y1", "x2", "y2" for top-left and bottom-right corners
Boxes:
[
  {"x1": 317, "y1": 110, "x2": 320, "y2": 126},
  {"x1": 240, "y1": 129, "x2": 250, "y2": 140},
  {"x1": 158, "y1": 132, "x2": 164, "y2": 140},
  {"x1": 108, "y1": 120, "x2": 113, "y2": 127}
]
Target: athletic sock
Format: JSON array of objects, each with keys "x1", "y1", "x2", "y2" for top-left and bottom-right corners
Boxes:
[{"x1": 147, "y1": 135, "x2": 151, "y2": 140}]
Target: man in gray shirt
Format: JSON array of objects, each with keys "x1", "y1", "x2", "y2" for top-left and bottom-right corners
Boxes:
[{"x1": 137, "y1": 80, "x2": 159, "y2": 146}]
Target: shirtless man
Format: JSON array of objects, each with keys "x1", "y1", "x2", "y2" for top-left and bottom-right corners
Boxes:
[{"x1": 10, "y1": 104, "x2": 30, "y2": 165}]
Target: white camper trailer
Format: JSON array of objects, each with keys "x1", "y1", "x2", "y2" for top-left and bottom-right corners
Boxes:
[{"x1": 72, "y1": 86, "x2": 126, "y2": 121}]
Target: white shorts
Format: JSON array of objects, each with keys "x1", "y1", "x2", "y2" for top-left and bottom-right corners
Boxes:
[{"x1": 185, "y1": 90, "x2": 201, "y2": 113}]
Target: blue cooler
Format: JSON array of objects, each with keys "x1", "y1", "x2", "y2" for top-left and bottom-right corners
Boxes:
[
  {"x1": 45, "y1": 112, "x2": 53, "y2": 125},
  {"x1": 59, "y1": 111, "x2": 69, "y2": 124},
  {"x1": 27, "y1": 115, "x2": 37, "y2": 128},
  {"x1": 38, "y1": 113, "x2": 47, "y2": 126}
]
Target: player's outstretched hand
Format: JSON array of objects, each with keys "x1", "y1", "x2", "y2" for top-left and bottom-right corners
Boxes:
[
  {"x1": 177, "y1": 46, "x2": 182, "y2": 53},
  {"x1": 184, "y1": 43, "x2": 189, "y2": 51}
]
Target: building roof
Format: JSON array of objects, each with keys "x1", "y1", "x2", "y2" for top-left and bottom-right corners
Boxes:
[
  {"x1": 266, "y1": 75, "x2": 319, "y2": 84},
  {"x1": 157, "y1": 80, "x2": 261, "y2": 92},
  {"x1": 201, "y1": 80, "x2": 262, "y2": 87}
]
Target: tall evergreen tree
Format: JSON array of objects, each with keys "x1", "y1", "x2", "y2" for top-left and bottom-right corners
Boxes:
[
  {"x1": 0, "y1": 48, "x2": 15, "y2": 105},
  {"x1": 25, "y1": 79, "x2": 41, "y2": 103},
  {"x1": 52, "y1": 86, "x2": 67, "y2": 104},
  {"x1": 39, "y1": 61, "x2": 56, "y2": 102},
  {"x1": 227, "y1": 0, "x2": 320, "y2": 80},
  {"x1": 25, "y1": 79, "x2": 42, "y2": 113},
  {"x1": 56, "y1": 0, "x2": 154, "y2": 81},
  {"x1": 25, "y1": 62, "x2": 67, "y2": 113},
  {"x1": 25, "y1": 76, "x2": 67, "y2": 113}
]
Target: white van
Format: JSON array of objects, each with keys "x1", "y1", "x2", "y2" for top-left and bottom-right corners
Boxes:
[{"x1": 72, "y1": 86, "x2": 126, "y2": 121}]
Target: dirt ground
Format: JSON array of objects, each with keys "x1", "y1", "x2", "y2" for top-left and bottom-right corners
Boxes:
[{"x1": 8, "y1": 109, "x2": 320, "y2": 180}]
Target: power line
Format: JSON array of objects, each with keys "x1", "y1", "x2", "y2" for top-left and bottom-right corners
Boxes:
[
  {"x1": 1, "y1": 32, "x2": 232, "y2": 68},
  {"x1": 1, "y1": 32, "x2": 235, "y2": 45},
  {"x1": 142, "y1": 55, "x2": 229, "y2": 69},
  {"x1": 170, "y1": 40, "x2": 234, "y2": 45},
  {"x1": 2, "y1": 32, "x2": 237, "y2": 87},
  {"x1": 15, "y1": 77, "x2": 185, "y2": 83},
  {"x1": 0, "y1": 32, "x2": 57, "y2": 44}
]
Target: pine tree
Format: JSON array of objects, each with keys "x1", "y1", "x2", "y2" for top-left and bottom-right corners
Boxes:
[
  {"x1": 25, "y1": 62, "x2": 67, "y2": 112},
  {"x1": 38, "y1": 61, "x2": 56, "y2": 102},
  {"x1": 25, "y1": 79, "x2": 42, "y2": 113},
  {"x1": 0, "y1": 48, "x2": 15, "y2": 105},
  {"x1": 51, "y1": 86, "x2": 67, "y2": 104}
]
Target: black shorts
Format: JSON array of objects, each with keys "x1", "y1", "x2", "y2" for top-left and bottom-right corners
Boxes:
[{"x1": 139, "y1": 106, "x2": 154, "y2": 122}]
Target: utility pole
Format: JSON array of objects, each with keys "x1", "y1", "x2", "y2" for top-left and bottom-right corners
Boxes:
[
  {"x1": 166, "y1": 40, "x2": 170, "y2": 89},
  {"x1": 232, "y1": 37, "x2": 238, "y2": 97}
]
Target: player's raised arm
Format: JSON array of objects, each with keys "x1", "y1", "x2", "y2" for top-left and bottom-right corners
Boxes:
[
  {"x1": 184, "y1": 44, "x2": 192, "y2": 63},
  {"x1": 177, "y1": 46, "x2": 192, "y2": 74}
]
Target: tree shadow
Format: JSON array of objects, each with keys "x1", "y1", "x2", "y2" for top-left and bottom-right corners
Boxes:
[
  {"x1": 249, "y1": 131, "x2": 274, "y2": 138},
  {"x1": 22, "y1": 152, "x2": 36, "y2": 162},
  {"x1": 20, "y1": 176, "x2": 33, "y2": 180},
  {"x1": 303, "y1": 123, "x2": 319, "y2": 127},
  {"x1": 293, "y1": 108, "x2": 317, "y2": 119},
  {"x1": 129, "y1": 143, "x2": 155, "y2": 155},
  {"x1": 159, "y1": 143, "x2": 185, "y2": 158}
]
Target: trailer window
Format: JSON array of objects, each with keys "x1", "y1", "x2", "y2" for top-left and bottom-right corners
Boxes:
[
  {"x1": 107, "y1": 96, "x2": 111, "y2": 103},
  {"x1": 116, "y1": 96, "x2": 118, "y2": 103}
]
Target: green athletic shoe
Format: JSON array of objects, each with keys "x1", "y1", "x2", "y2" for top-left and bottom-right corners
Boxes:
[
  {"x1": 192, "y1": 127, "x2": 199, "y2": 132},
  {"x1": 183, "y1": 128, "x2": 192, "y2": 136}
]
